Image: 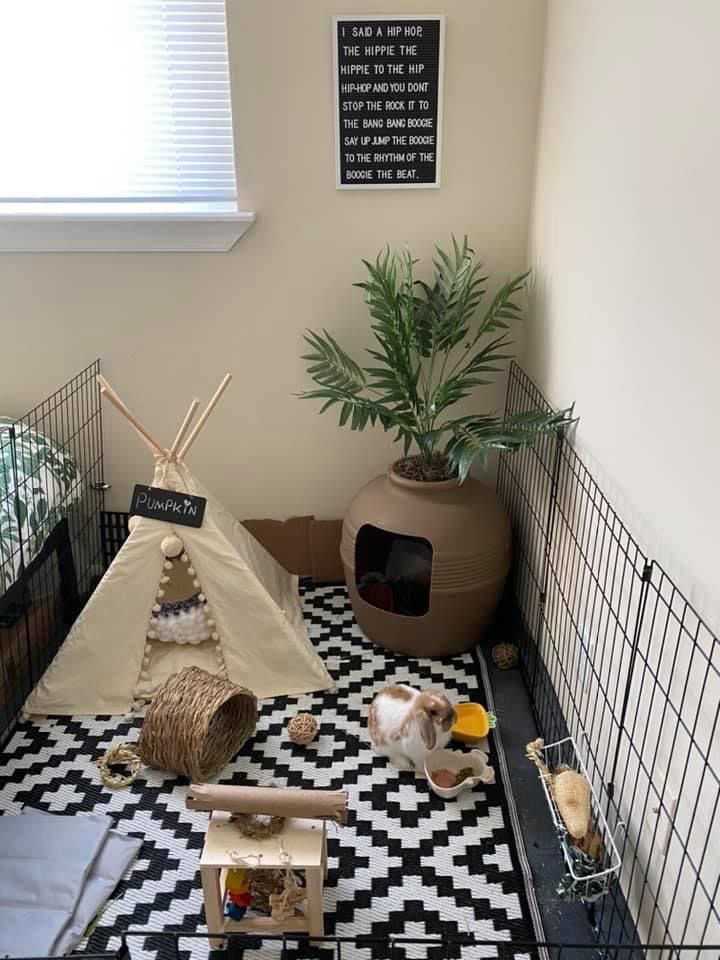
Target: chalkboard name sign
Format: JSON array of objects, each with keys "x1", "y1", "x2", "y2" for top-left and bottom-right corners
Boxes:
[
  {"x1": 130, "y1": 485, "x2": 207, "y2": 529},
  {"x1": 333, "y1": 14, "x2": 445, "y2": 189}
]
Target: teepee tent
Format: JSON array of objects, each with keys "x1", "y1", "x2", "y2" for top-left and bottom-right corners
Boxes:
[{"x1": 24, "y1": 375, "x2": 334, "y2": 717}]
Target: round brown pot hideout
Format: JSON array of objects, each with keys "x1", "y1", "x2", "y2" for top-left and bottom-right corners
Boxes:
[{"x1": 341, "y1": 460, "x2": 511, "y2": 657}]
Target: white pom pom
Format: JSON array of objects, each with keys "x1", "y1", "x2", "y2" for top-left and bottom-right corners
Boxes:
[
  {"x1": 192, "y1": 579, "x2": 200, "y2": 588},
  {"x1": 147, "y1": 630, "x2": 158, "y2": 640},
  {"x1": 160, "y1": 575, "x2": 170, "y2": 584},
  {"x1": 181, "y1": 553, "x2": 189, "y2": 563},
  {"x1": 206, "y1": 618, "x2": 215, "y2": 627},
  {"x1": 211, "y1": 632, "x2": 219, "y2": 641},
  {"x1": 144, "y1": 642, "x2": 153, "y2": 654},
  {"x1": 152, "y1": 604, "x2": 161, "y2": 613},
  {"x1": 198, "y1": 592, "x2": 206, "y2": 602},
  {"x1": 156, "y1": 589, "x2": 165, "y2": 598},
  {"x1": 143, "y1": 656, "x2": 150, "y2": 667},
  {"x1": 163, "y1": 560, "x2": 173, "y2": 570},
  {"x1": 128, "y1": 515, "x2": 140, "y2": 533},
  {"x1": 187, "y1": 566, "x2": 195, "y2": 576},
  {"x1": 161, "y1": 534, "x2": 184, "y2": 558}
]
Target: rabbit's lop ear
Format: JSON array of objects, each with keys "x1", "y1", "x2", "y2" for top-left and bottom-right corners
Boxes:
[{"x1": 417, "y1": 706, "x2": 437, "y2": 750}]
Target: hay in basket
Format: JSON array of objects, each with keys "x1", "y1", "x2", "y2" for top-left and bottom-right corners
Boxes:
[{"x1": 138, "y1": 666, "x2": 257, "y2": 781}]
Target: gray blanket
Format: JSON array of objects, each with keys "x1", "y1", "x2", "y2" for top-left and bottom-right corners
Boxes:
[{"x1": 0, "y1": 809, "x2": 141, "y2": 957}]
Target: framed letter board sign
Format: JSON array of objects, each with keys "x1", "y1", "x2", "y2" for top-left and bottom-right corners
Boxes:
[{"x1": 333, "y1": 14, "x2": 445, "y2": 189}]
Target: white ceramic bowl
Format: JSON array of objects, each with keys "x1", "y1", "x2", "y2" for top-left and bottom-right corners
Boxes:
[{"x1": 424, "y1": 747, "x2": 495, "y2": 800}]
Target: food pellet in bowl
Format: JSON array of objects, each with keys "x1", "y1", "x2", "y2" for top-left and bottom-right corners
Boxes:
[
  {"x1": 432, "y1": 768, "x2": 457, "y2": 788},
  {"x1": 455, "y1": 767, "x2": 475, "y2": 785}
]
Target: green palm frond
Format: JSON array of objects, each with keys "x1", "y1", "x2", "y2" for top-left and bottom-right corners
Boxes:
[
  {"x1": 445, "y1": 407, "x2": 577, "y2": 482},
  {"x1": 301, "y1": 329, "x2": 367, "y2": 395},
  {"x1": 299, "y1": 237, "x2": 576, "y2": 479}
]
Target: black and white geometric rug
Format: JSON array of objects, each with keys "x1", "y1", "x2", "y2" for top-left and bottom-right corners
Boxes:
[{"x1": 0, "y1": 585, "x2": 543, "y2": 959}]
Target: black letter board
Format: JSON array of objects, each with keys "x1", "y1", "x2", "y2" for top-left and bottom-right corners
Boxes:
[
  {"x1": 333, "y1": 15, "x2": 445, "y2": 189},
  {"x1": 130, "y1": 485, "x2": 206, "y2": 528}
]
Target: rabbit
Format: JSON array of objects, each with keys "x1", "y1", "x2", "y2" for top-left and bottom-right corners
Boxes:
[{"x1": 368, "y1": 684, "x2": 457, "y2": 774}]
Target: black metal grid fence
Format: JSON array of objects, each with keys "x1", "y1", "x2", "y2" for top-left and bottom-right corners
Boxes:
[
  {"x1": 0, "y1": 359, "x2": 105, "y2": 746},
  {"x1": 497, "y1": 362, "x2": 720, "y2": 955},
  {"x1": 21, "y1": 930, "x2": 720, "y2": 960}
]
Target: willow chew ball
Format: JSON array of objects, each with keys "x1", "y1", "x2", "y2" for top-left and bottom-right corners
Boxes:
[
  {"x1": 491, "y1": 642, "x2": 519, "y2": 669},
  {"x1": 287, "y1": 713, "x2": 318, "y2": 745}
]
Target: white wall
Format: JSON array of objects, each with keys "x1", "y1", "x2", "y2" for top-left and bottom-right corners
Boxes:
[
  {"x1": 0, "y1": 0, "x2": 547, "y2": 521},
  {"x1": 527, "y1": 0, "x2": 720, "y2": 626},
  {"x1": 528, "y1": 1, "x2": 720, "y2": 946}
]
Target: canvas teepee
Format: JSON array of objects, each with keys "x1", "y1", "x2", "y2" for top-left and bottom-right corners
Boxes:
[{"x1": 23, "y1": 375, "x2": 335, "y2": 717}]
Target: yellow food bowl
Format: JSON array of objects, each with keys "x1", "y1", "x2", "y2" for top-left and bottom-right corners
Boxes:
[{"x1": 451, "y1": 703, "x2": 496, "y2": 744}]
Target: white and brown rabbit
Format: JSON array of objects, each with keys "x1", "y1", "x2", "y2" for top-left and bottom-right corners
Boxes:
[{"x1": 368, "y1": 684, "x2": 457, "y2": 773}]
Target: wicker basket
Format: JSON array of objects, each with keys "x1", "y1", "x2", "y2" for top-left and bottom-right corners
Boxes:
[{"x1": 138, "y1": 666, "x2": 257, "y2": 780}]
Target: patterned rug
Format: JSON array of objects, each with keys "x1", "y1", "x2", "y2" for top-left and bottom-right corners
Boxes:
[{"x1": 0, "y1": 585, "x2": 542, "y2": 960}]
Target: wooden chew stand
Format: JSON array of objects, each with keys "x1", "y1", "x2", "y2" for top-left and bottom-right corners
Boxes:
[{"x1": 188, "y1": 784, "x2": 348, "y2": 945}]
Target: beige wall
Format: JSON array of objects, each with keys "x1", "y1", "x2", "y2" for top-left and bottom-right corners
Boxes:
[
  {"x1": 527, "y1": 0, "x2": 720, "y2": 625},
  {"x1": 527, "y1": 0, "x2": 720, "y2": 945},
  {"x1": 0, "y1": 0, "x2": 547, "y2": 521}
]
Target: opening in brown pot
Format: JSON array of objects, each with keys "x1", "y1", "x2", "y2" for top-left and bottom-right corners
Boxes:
[
  {"x1": 355, "y1": 525, "x2": 432, "y2": 617},
  {"x1": 341, "y1": 464, "x2": 511, "y2": 657}
]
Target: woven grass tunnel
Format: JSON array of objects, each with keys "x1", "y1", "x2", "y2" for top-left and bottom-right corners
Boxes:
[{"x1": 138, "y1": 666, "x2": 257, "y2": 780}]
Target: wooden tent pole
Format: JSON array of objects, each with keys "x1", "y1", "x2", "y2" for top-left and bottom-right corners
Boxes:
[
  {"x1": 169, "y1": 398, "x2": 200, "y2": 459},
  {"x1": 177, "y1": 374, "x2": 232, "y2": 461},
  {"x1": 96, "y1": 375, "x2": 166, "y2": 457}
]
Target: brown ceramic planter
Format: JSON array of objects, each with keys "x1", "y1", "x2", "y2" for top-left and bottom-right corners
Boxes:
[{"x1": 341, "y1": 465, "x2": 511, "y2": 657}]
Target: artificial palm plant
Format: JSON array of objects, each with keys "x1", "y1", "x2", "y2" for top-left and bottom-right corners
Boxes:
[{"x1": 300, "y1": 237, "x2": 573, "y2": 482}]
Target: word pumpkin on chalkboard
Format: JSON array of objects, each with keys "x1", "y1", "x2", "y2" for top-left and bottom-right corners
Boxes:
[
  {"x1": 130, "y1": 485, "x2": 207, "y2": 529},
  {"x1": 333, "y1": 14, "x2": 445, "y2": 189}
]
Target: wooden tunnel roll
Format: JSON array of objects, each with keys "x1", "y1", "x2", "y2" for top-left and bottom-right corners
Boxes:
[
  {"x1": 139, "y1": 667, "x2": 257, "y2": 781},
  {"x1": 187, "y1": 783, "x2": 349, "y2": 824}
]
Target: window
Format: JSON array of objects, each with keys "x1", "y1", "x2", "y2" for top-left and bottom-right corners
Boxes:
[{"x1": 0, "y1": 1, "x2": 254, "y2": 251}]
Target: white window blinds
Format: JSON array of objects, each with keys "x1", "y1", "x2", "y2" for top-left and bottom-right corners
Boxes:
[{"x1": 0, "y1": 0, "x2": 237, "y2": 213}]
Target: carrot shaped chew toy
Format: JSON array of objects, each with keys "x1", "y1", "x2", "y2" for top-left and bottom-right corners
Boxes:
[{"x1": 526, "y1": 738, "x2": 591, "y2": 839}]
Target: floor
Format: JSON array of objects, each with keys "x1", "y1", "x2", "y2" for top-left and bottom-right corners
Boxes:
[
  {"x1": 479, "y1": 627, "x2": 597, "y2": 948},
  {"x1": 0, "y1": 585, "x2": 550, "y2": 960}
]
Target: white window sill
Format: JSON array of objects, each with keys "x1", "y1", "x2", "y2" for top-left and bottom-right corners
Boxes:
[{"x1": 0, "y1": 204, "x2": 256, "y2": 252}]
